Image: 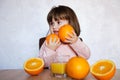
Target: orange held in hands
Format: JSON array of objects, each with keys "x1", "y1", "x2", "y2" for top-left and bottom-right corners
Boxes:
[
  {"x1": 46, "y1": 34, "x2": 60, "y2": 44},
  {"x1": 24, "y1": 57, "x2": 44, "y2": 76},
  {"x1": 90, "y1": 59, "x2": 116, "y2": 80},
  {"x1": 58, "y1": 24, "x2": 74, "y2": 43},
  {"x1": 66, "y1": 56, "x2": 90, "y2": 79}
]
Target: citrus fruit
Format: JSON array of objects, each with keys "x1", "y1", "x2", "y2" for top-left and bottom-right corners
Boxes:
[
  {"x1": 90, "y1": 59, "x2": 116, "y2": 80},
  {"x1": 46, "y1": 34, "x2": 60, "y2": 44},
  {"x1": 24, "y1": 57, "x2": 44, "y2": 76},
  {"x1": 58, "y1": 24, "x2": 74, "y2": 42},
  {"x1": 66, "y1": 56, "x2": 90, "y2": 79}
]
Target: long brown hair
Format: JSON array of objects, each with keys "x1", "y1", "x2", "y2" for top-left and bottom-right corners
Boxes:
[{"x1": 47, "y1": 5, "x2": 81, "y2": 36}]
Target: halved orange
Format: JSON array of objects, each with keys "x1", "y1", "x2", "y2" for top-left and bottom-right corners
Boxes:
[
  {"x1": 24, "y1": 57, "x2": 44, "y2": 76},
  {"x1": 90, "y1": 59, "x2": 116, "y2": 80}
]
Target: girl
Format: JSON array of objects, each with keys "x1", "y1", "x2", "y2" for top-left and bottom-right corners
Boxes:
[{"x1": 39, "y1": 5, "x2": 90, "y2": 68}]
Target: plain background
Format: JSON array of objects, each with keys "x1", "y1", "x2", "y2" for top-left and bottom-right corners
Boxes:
[{"x1": 0, "y1": 0, "x2": 120, "y2": 69}]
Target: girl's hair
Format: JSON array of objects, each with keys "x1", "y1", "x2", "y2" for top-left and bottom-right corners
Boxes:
[{"x1": 47, "y1": 5, "x2": 81, "y2": 36}]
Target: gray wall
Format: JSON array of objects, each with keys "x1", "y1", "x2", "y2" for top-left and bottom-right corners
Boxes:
[{"x1": 0, "y1": 0, "x2": 120, "y2": 69}]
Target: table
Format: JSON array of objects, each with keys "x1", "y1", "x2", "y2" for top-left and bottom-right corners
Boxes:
[{"x1": 0, "y1": 69, "x2": 120, "y2": 80}]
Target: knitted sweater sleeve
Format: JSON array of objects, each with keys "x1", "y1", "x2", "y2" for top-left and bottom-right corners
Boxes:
[{"x1": 69, "y1": 38, "x2": 90, "y2": 59}]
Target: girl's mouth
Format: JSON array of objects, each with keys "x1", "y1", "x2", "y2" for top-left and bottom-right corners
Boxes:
[{"x1": 54, "y1": 31, "x2": 58, "y2": 35}]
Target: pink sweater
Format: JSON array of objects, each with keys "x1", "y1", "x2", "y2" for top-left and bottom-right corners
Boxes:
[{"x1": 39, "y1": 39, "x2": 90, "y2": 67}]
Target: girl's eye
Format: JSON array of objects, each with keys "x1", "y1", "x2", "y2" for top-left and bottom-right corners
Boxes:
[
  {"x1": 58, "y1": 21, "x2": 61, "y2": 25},
  {"x1": 50, "y1": 22, "x2": 54, "y2": 26}
]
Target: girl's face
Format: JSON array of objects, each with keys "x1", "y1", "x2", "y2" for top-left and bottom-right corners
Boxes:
[{"x1": 49, "y1": 19, "x2": 69, "y2": 35}]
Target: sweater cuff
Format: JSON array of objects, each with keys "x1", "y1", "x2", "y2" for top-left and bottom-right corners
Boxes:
[{"x1": 69, "y1": 38, "x2": 83, "y2": 47}]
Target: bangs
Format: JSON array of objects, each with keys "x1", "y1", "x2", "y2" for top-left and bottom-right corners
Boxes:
[
  {"x1": 54, "y1": 14, "x2": 68, "y2": 21},
  {"x1": 47, "y1": 8, "x2": 69, "y2": 24}
]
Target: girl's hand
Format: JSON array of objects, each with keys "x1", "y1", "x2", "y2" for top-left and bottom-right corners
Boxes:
[
  {"x1": 64, "y1": 31, "x2": 78, "y2": 44},
  {"x1": 46, "y1": 37, "x2": 61, "y2": 51}
]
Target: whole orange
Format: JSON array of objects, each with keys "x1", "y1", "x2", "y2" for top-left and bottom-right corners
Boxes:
[
  {"x1": 58, "y1": 24, "x2": 74, "y2": 43},
  {"x1": 46, "y1": 34, "x2": 60, "y2": 44},
  {"x1": 66, "y1": 56, "x2": 90, "y2": 79},
  {"x1": 90, "y1": 59, "x2": 116, "y2": 80},
  {"x1": 24, "y1": 57, "x2": 44, "y2": 76}
]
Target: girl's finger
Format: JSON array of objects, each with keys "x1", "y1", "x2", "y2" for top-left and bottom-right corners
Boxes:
[
  {"x1": 67, "y1": 32, "x2": 73, "y2": 38},
  {"x1": 72, "y1": 30, "x2": 76, "y2": 36}
]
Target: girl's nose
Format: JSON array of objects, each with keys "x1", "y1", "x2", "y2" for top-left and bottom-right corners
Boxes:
[
  {"x1": 53, "y1": 25, "x2": 56, "y2": 28},
  {"x1": 53, "y1": 24, "x2": 58, "y2": 29}
]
